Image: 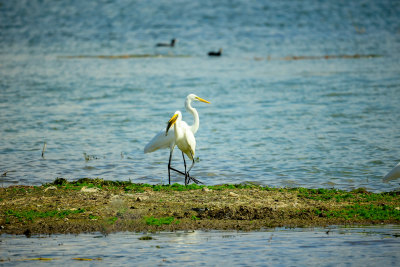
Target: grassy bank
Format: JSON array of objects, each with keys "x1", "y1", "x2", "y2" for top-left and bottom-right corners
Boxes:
[{"x1": 1, "y1": 178, "x2": 399, "y2": 235}]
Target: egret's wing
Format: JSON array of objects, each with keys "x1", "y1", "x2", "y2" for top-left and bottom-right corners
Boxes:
[
  {"x1": 184, "y1": 126, "x2": 196, "y2": 159},
  {"x1": 144, "y1": 129, "x2": 175, "y2": 153},
  {"x1": 383, "y1": 162, "x2": 400, "y2": 182}
]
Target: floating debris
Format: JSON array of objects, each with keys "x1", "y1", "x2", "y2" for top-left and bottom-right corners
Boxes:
[
  {"x1": 41, "y1": 141, "x2": 46, "y2": 158},
  {"x1": 83, "y1": 153, "x2": 99, "y2": 161},
  {"x1": 281, "y1": 54, "x2": 382, "y2": 61},
  {"x1": 72, "y1": 258, "x2": 102, "y2": 261},
  {"x1": 19, "y1": 258, "x2": 55, "y2": 261},
  {"x1": 253, "y1": 54, "x2": 382, "y2": 61},
  {"x1": 61, "y1": 54, "x2": 190, "y2": 59}
]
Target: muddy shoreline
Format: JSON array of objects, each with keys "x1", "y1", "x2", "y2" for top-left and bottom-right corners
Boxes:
[{"x1": 1, "y1": 179, "x2": 399, "y2": 236}]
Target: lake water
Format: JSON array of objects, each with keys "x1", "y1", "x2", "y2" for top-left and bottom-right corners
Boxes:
[
  {"x1": 1, "y1": 226, "x2": 400, "y2": 266},
  {"x1": 1, "y1": 0, "x2": 400, "y2": 192}
]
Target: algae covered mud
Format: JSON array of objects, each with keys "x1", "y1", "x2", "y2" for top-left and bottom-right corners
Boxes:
[{"x1": 1, "y1": 179, "x2": 399, "y2": 235}]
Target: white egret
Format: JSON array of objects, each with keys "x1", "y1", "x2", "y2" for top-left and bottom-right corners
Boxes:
[
  {"x1": 166, "y1": 111, "x2": 197, "y2": 185},
  {"x1": 383, "y1": 162, "x2": 400, "y2": 182},
  {"x1": 144, "y1": 94, "x2": 210, "y2": 184}
]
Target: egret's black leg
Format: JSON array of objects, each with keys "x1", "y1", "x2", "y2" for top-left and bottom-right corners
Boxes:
[
  {"x1": 186, "y1": 152, "x2": 204, "y2": 184},
  {"x1": 167, "y1": 149, "x2": 174, "y2": 185},
  {"x1": 187, "y1": 152, "x2": 195, "y2": 174},
  {"x1": 182, "y1": 152, "x2": 188, "y2": 186},
  {"x1": 167, "y1": 147, "x2": 196, "y2": 184}
]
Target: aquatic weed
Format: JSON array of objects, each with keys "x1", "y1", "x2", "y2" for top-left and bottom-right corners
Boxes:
[
  {"x1": 138, "y1": 236, "x2": 153, "y2": 240},
  {"x1": 144, "y1": 216, "x2": 178, "y2": 226},
  {"x1": 4, "y1": 208, "x2": 85, "y2": 222},
  {"x1": 315, "y1": 204, "x2": 400, "y2": 220}
]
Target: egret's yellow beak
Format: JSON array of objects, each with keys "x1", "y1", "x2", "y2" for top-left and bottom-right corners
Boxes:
[
  {"x1": 166, "y1": 113, "x2": 178, "y2": 135},
  {"x1": 195, "y1": 96, "x2": 211, "y2": 104}
]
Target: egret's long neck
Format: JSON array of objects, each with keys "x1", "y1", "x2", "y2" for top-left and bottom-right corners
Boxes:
[
  {"x1": 186, "y1": 99, "x2": 199, "y2": 134},
  {"x1": 173, "y1": 117, "x2": 183, "y2": 138}
]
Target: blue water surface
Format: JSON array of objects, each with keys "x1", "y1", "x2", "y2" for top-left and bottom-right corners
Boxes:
[
  {"x1": 1, "y1": 226, "x2": 400, "y2": 266},
  {"x1": 1, "y1": 0, "x2": 400, "y2": 192}
]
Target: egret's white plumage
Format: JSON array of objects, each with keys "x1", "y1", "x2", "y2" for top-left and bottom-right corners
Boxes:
[
  {"x1": 144, "y1": 94, "x2": 210, "y2": 184},
  {"x1": 166, "y1": 111, "x2": 196, "y2": 185},
  {"x1": 383, "y1": 162, "x2": 400, "y2": 182},
  {"x1": 167, "y1": 111, "x2": 196, "y2": 160}
]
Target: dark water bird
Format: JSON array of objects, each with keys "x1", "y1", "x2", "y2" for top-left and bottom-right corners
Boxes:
[
  {"x1": 208, "y1": 48, "x2": 222, "y2": 56},
  {"x1": 156, "y1": 39, "x2": 176, "y2": 47}
]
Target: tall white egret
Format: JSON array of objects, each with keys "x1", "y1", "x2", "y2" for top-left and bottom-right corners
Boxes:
[
  {"x1": 383, "y1": 162, "x2": 400, "y2": 182},
  {"x1": 144, "y1": 94, "x2": 210, "y2": 184},
  {"x1": 166, "y1": 111, "x2": 196, "y2": 185}
]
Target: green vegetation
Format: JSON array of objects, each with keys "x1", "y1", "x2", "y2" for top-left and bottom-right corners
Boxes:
[
  {"x1": 45, "y1": 178, "x2": 272, "y2": 192},
  {"x1": 294, "y1": 187, "x2": 399, "y2": 203},
  {"x1": 145, "y1": 216, "x2": 180, "y2": 226},
  {"x1": 106, "y1": 217, "x2": 118, "y2": 225},
  {"x1": 191, "y1": 215, "x2": 200, "y2": 221},
  {"x1": 88, "y1": 214, "x2": 99, "y2": 220},
  {"x1": 138, "y1": 236, "x2": 153, "y2": 240},
  {"x1": 4, "y1": 208, "x2": 85, "y2": 223},
  {"x1": 315, "y1": 204, "x2": 400, "y2": 220}
]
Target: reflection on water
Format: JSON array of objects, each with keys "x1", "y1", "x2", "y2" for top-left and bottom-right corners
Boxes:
[{"x1": 1, "y1": 226, "x2": 399, "y2": 266}]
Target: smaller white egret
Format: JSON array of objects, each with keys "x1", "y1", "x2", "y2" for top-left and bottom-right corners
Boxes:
[
  {"x1": 383, "y1": 162, "x2": 400, "y2": 182},
  {"x1": 166, "y1": 111, "x2": 196, "y2": 185}
]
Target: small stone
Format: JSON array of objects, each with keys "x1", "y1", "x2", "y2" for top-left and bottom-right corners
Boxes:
[
  {"x1": 229, "y1": 192, "x2": 239, "y2": 197},
  {"x1": 202, "y1": 187, "x2": 211, "y2": 192},
  {"x1": 44, "y1": 186, "x2": 57, "y2": 192},
  {"x1": 136, "y1": 195, "x2": 149, "y2": 202},
  {"x1": 80, "y1": 186, "x2": 99, "y2": 193}
]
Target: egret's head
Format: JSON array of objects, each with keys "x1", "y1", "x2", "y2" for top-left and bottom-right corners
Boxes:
[
  {"x1": 166, "y1": 111, "x2": 180, "y2": 135},
  {"x1": 187, "y1": 94, "x2": 211, "y2": 104}
]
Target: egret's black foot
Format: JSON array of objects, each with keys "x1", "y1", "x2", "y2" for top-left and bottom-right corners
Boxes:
[
  {"x1": 188, "y1": 175, "x2": 203, "y2": 184},
  {"x1": 169, "y1": 167, "x2": 201, "y2": 185}
]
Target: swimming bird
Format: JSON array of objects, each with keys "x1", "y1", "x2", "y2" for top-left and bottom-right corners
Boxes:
[
  {"x1": 156, "y1": 39, "x2": 176, "y2": 47},
  {"x1": 208, "y1": 48, "x2": 222, "y2": 56},
  {"x1": 166, "y1": 111, "x2": 197, "y2": 185},
  {"x1": 383, "y1": 162, "x2": 400, "y2": 182},
  {"x1": 144, "y1": 94, "x2": 210, "y2": 184}
]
